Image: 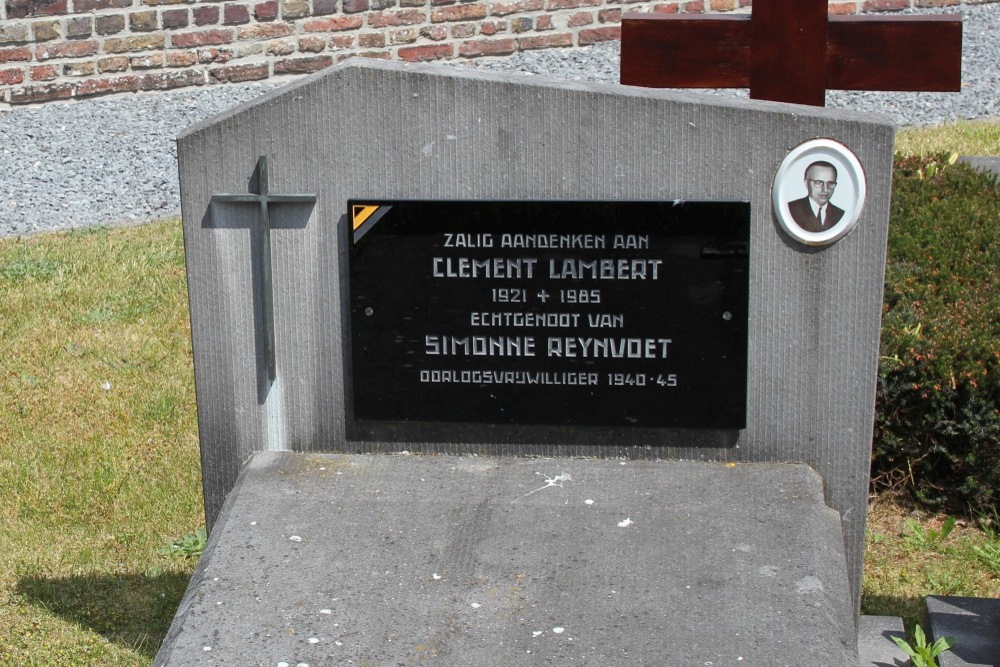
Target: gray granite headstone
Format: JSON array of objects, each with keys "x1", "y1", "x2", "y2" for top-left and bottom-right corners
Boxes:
[{"x1": 176, "y1": 59, "x2": 894, "y2": 618}]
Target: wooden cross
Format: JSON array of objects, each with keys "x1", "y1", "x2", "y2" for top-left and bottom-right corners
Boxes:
[
  {"x1": 620, "y1": 0, "x2": 962, "y2": 106},
  {"x1": 211, "y1": 155, "x2": 316, "y2": 383}
]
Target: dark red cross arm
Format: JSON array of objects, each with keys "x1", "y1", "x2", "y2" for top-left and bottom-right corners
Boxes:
[{"x1": 620, "y1": 0, "x2": 962, "y2": 106}]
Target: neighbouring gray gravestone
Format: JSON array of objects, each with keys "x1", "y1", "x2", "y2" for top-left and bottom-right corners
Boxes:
[{"x1": 159, "y1": 59, "x2": 895, "y2": 665}]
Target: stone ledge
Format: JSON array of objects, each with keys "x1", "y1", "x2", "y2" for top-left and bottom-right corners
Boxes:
[{"x1": 155, "y1": 453, "x2": 857, "y2": 665}]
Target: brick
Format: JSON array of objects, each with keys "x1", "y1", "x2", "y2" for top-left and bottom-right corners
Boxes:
[
  {"x1": 98, "y1": 55, "x2": 129, "y2": 71},
  {"x1": 479, "y1": 19, "x2": 506, "y2": 35},
  {"x1": 450, "y1": 22, "x2": 474, "y2": 38},
  {"x1": 223, "y1": 4, "x2": 250, "y2": 24},
  {"x1": 567, "y1": 11, "x2": 592, "y2": 26},
  {"x1": 254, "y1": 0, "x2": 278, "y2": 20},
  {"x1": 266, "y1": 37, "x2": 295, "y2": 54},
  {"x1": 397, "y1": 42, "x2": 451, "y2": 61},
  {"x1": 489, "y1": 0, "x2": 542, "y2": 15},
  {"x1": 458, "y1": 37, "x2": 515, "y2": 57},
  {"x1": 225, "y1": 41, "x2": 263, "y2": 57},
  {"x1": 681, "y1": 0, "x2": 704, "y2": 11},
  {"x1": 237, "y1": 22, "x2": 294, "y2": 39},
  {"x1": 578, "y1": 25, "x2": 619, "y2": 43},
  {"x1": 5, "y1": 0, "x2": 66, "y2": 19},
  {"x1": 140, "y1": 0, "x2": 188, "y2": 5},
  {"x1": 342, "y1": 0, "x2": 366, "y2": 12},
  {"x1": 166, "y1": 49, "x2": 198, "y2": 65},
  {"x1": 75, "y1": 0, "x2": 129, "y2": 10},
  {"x1": 130, "y1": 10, "x2": 159, "y2": 31},
  {"x1": 209, "y1": 61, "x2": 269, "y2": 81},
  {"x1": 139, "y1": 69, "x2": 204, "y2": 90},
  {"x1": 171, "y1": 28, "x2": 233, "y2": 47},
  {"x1": 339, "y1": 49, "x2": 389, "y2": 61},
  {"x1": 63, "y1": 60, "x2": 95, "y2": 75},
  {"x1": 517, "y1": 32, "x2": 571, "y2": 49},
  {"x1": 303, "y1": 15, "x2": 363, "y2": 31},
  {"x1": 162, "y1": 9, "x2": 189, "y2": 28},
  {"x1": 30, "y1": 64, "x2": 57, "y2": 79},
  {"x1": 865, "y1": 0, "x2": 909, "y2": 9},
  {"x1": 862, "y1": 0, "x2": 906, "y2": 9},
  {"x1": 510, "y1": 16, "x2": 532, "y2": 32},
  {"x1": 389, "y1": 27, "x2": 418, "y2": 44},
  {"x1": 193, "y1": 6, "x2": 219, "y2": 24},
  {"x1": 915, "y1": 0, "x2": 958, "y2": 6},
  {"x1": 35, "y1": 39, "x2": 97, "y2": 59},
  {"x1": 368, "y1": 9, "x2": 424, "y2": 27},
  {"x1": 298, "y1": 35, "x2": 325, "y2": 50},
  {"x1": 709, "y1": 0, "x2": 733, "y2": 9},
  {"x1": 95, "y1": 14, "x2": 126, "y2": 35},
  {"x1": 76, "y1": 74, "x2": 139, "y2": 96},
  {"x1": 9, "y1": 81, "x2": 73, "y2": 103},
  {"x1": 399, "y1": 0, "x2": 422, "y2": 6},
  {"x1": 273, "y1": 54, "x2": 332, "y2": 73},
  {"x1": 32, "y1": 20, "x2": 60, "y2": 41},
  {"x1": 328, "y1": 34, "x2": 353, "y2": 48},
  {"x1": 197, "y1": 47, "x2": 231, "y2": 63},
  {"x1": 598, "y1": 8, "x2": 621, "y2": 21},
  {"x1": 431, "y1": 4, "x2": 485, "y2": 21},
  {"x1": 652, "y1": 2, "x2": 680, "y2": 11},
  {"x1": 280, "y1": 0, "x2": 309, "y2": 18},
  {"x1": 0, "y1": 68, "x2": 25, "y2": 84},
  {"x1": 430, "y1": 0, "x2": 455, "y2": 5},
  {"x1": 358, "y1": 31, "x2": 385, "y2": 47},
  {"x1": 829, "y1": 2, "x2": 855, "y2": 14},
  {"x1": 419, "y1": 25, "x2": 447, "y2": 40},
  {"x1": 547, "y1": 0, "x2": 600, "y2": 8},
  {"x1": 104, "y1": 34, "x2": 165, "y2": 52},
  {"x1": 535, "y1": 14, "x2": 552, "y2": 29},
  {"x1": 0, "y1": 47, "x2": 32, "y2": 64},
  {"x1": 130, "y1": 53, "x2": 164, "y2": 68},
  {"x1": 313, "y1": 0, "x2": 336, "y2": 14},
  {"x1": 0, "y1": 23, "x2": 32, "y2": 43}
]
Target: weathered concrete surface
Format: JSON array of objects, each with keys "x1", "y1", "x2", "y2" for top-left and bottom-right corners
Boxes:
[
  {"x1": 857, "y1": 615, "x2": 906, "y2": 667},
  {"x1": 178, "y1": 60, "x2": 895, "y2": 613},
  {"x1": 958, "y1": 156, "x2": 1000, "y2": 178},
  {"x1": 156, "y1": 453, "x2": 857, "y2": 666},
  {"x1": 927, "y1": 596, "x2": 1000, "y2": 667}
]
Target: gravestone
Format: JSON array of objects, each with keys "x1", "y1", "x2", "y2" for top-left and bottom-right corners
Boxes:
[{"x1": 159, "y1": 59, "x2": 896, "y2": 665}]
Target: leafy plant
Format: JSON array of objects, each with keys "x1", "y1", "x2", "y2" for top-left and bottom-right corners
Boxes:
[
  {"x1": 159, "y1": 527, "x2": 207, "y2": 559},
  {"x1": 891, "y1": 623, "x2": 955, "y2": 667},
  {"x1": 873, "y1": 156, "x2": 1000, "y2": 512},
  {"x1": 902, "y1": 517, "x2": 956, "y2": 551}
]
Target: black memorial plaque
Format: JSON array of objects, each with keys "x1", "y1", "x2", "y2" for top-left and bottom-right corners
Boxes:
[{"x1": 347, "y1": 200, "x2": 750, "y2": 429}]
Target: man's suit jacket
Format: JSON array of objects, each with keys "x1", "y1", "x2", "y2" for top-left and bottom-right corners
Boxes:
[{"x1": 787, "y1": 196, "x2": 845, "y2": 233}]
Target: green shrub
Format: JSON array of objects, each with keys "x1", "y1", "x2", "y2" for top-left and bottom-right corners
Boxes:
[{"x1": 873, "y1": 155, "x2": 1000, "y2": 512}]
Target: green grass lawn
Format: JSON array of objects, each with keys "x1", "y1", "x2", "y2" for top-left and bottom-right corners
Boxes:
[
  {"x1": 0, "y1": 224, "x2": 202, "y2": 665},
  {"x1": 0, "y1": 119, "x2": 997, "y2": 664}
]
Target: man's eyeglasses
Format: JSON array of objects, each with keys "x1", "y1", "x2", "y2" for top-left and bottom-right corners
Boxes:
[{"x1": 807, "y1": 179, "x2": 837, "y2": 189}]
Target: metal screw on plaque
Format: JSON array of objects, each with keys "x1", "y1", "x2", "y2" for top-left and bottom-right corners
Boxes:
[{"x1": 211, "y1": 155, "x2": 317, "y2": 383}]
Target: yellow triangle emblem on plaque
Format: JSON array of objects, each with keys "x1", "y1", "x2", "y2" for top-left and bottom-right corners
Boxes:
[{"x1": 352, "y1": 205, "x2": 380, "y2": 230}]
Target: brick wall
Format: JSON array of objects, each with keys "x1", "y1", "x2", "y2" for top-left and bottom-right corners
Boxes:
[{"x1": 0, "y1": 0, "x2": 990, "y2": 105}]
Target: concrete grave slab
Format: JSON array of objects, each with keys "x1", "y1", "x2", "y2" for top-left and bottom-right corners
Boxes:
[
  {"x1": 176, "y1": 59, "x2": 895, "y2": 619},
  {"x1": 958, "y1": 156, "x2": 1000, "y2": 179},
  {"x1": 858, "y1": 615, "x2": 907, "y2": 667},
  {"x1": 156, "y1": 453, "x2": 858, "y2": 666},
  {"x1": 927, "y1": 595, "x2": 1000, "y2": 667}
]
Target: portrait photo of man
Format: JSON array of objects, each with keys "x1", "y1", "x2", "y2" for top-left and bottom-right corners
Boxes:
[{"x1": 787, "y1": 161, "x2": 845, "y2": 233}]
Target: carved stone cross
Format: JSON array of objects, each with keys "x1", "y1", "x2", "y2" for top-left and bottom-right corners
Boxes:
[
  {"x1": 211, "y1": 155, "x2": 316, "y2": 384},
  {"x1": 620, "y1": 0, "x2": 962, "y2": 106}
]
